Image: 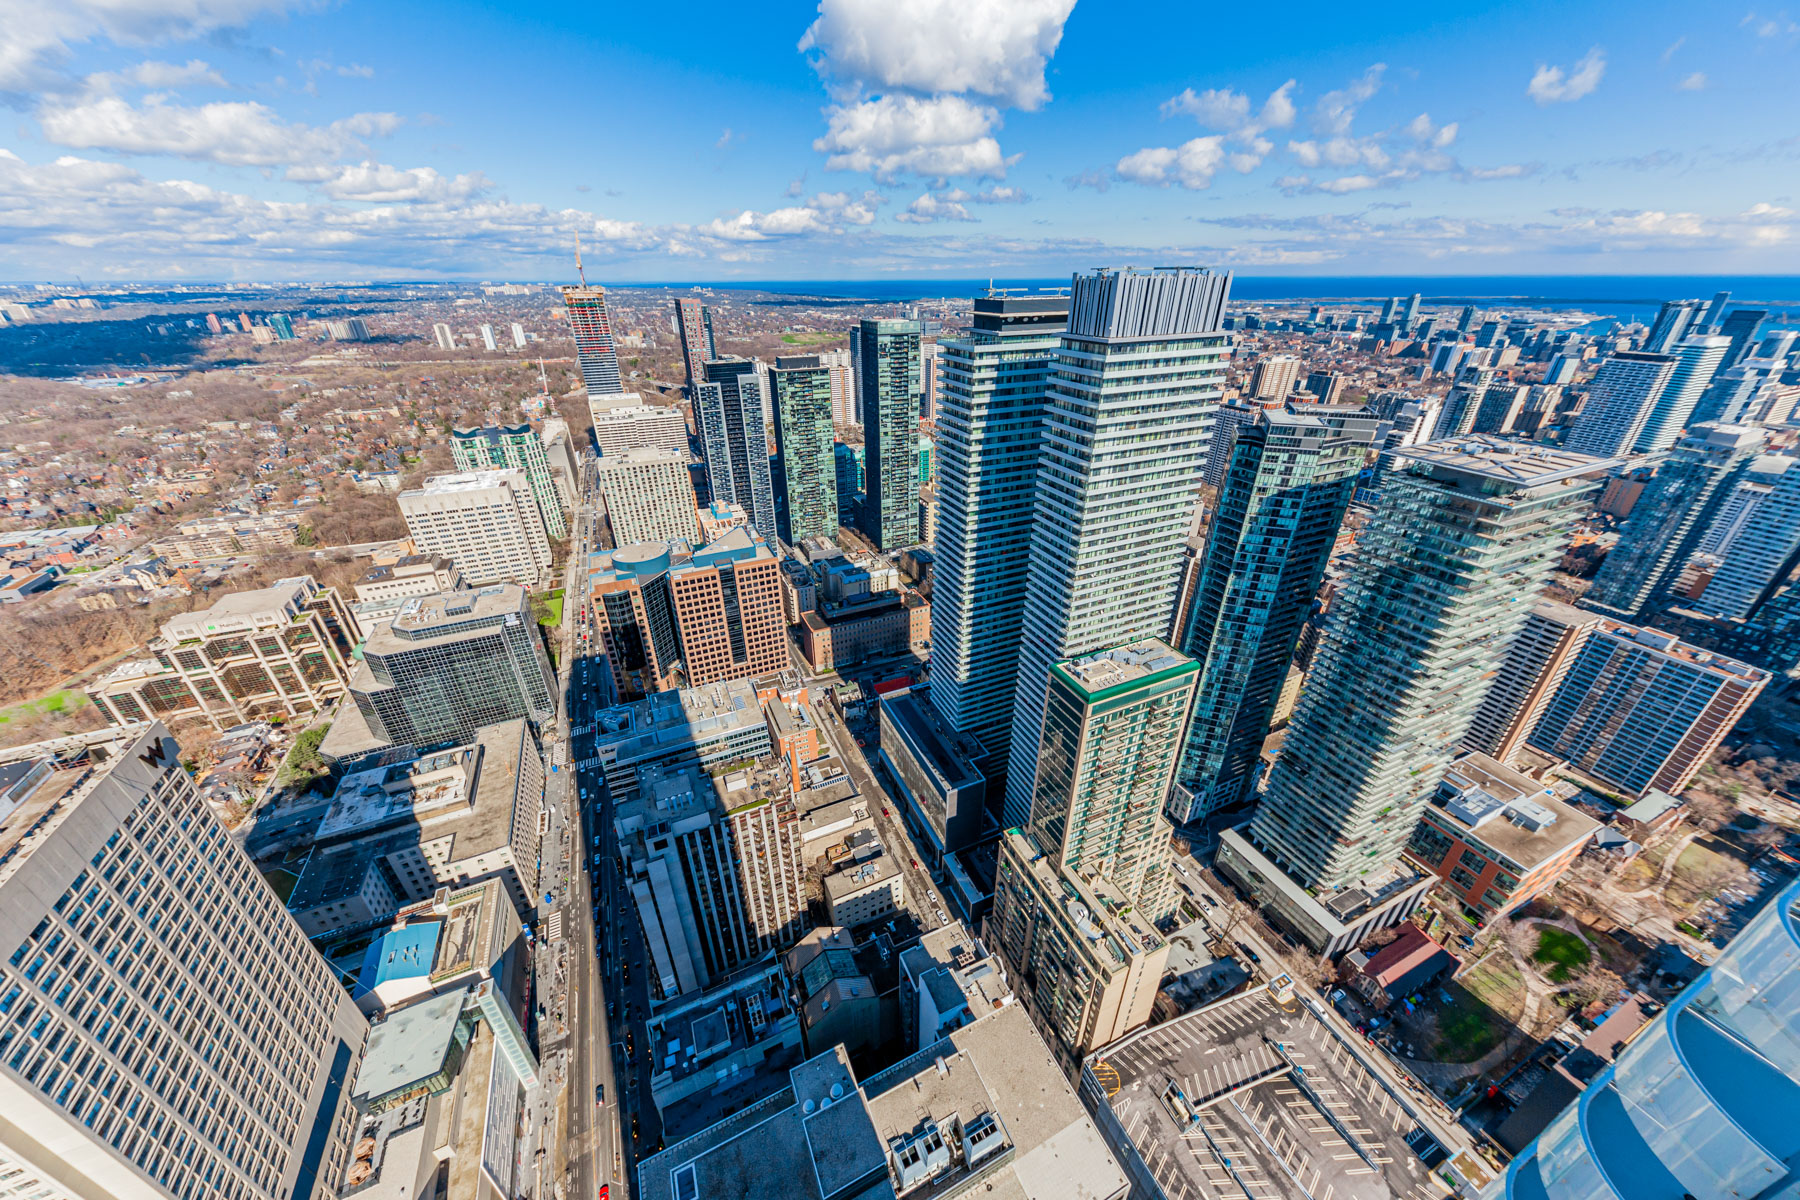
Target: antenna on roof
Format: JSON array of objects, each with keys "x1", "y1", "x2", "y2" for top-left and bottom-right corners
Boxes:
[{"x1": 575, "y1": 232, "x2": 587, "y2": 287}]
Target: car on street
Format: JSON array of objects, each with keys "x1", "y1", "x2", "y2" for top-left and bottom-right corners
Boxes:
[
  {"x1": 595, "y1": 1084, "x2": 605, "y2": 1105},
  {"x1": 1236, "y1": 942, "x2": 1261, "y2": 964}
]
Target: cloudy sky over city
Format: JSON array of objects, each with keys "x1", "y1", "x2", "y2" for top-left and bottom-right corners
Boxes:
[{"x1": 2, "y1": 0, "x2": 1798, "y2": 279}]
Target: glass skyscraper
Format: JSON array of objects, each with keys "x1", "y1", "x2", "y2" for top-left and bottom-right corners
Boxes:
[
  {"x1": 1632, "y1": 334, "x2": 1731, "y2": 456},
  {"x1": 560, "y1": 284, "x2": 625, "y2": 396},
  {"x1": 857, "y1": 318, "x2": 923, "y2": 550},
  {"x1": 1250, "y1": 438, "x2": 1611, "y2": 892},
  {"x1": 696, "y1": 357, "x2": 777, "y2": 540},
  {"x1": 1002, "y1": 267, "x2": 1231, "y2": 831},
  {"x1": 1170, "y1": 406, "x2": 1384, "y2": 824},
  {"x1": 930, "y1": 294, "x2": 1068, "y2": 799},
  {"x1": 768, "y1": 355, "x2": 840, "y2": 544},
  {"x1": 1581, "y1": 422, "x2": 1766, "y2": 619}
]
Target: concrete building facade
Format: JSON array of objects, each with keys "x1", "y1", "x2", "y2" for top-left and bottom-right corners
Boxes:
[
  {"x1": 595, "y1": 448, "x2": 700, "y2": 547},
  {"x1": 398, "y1": 470, "x2": 551, "y2": 588}
]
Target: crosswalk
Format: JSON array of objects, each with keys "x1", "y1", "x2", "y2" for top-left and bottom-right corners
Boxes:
[{"x1": 547, "y1": 910, "x2": 564, "y2": 943}]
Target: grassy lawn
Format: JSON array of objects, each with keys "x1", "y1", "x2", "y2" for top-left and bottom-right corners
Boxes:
[
  {"x1": 1411, "y1": 954, "x2": 1524, "y2": 1063},
  {"x1": 1461, "y1": 952, "x2": 1526, "y2": 1017},
  {"x1": 779, "y1": 331, "x2": 844, "y2": 345},
  {"x1": 1664, "y1": 841, "x2": 1747, "y2": 913},
  {"x1": 261, "y1": 867, "x2": 299, "y2": 904},
  {"x1": 1533, "y1": 928, "x2": 1592, "y2": 982},
  {"x1": 534, "y1": 587, "x2": 565, "y2": 628},
  {"x1": 0, "y1": 689, "x2": 90, "y2": 727}
]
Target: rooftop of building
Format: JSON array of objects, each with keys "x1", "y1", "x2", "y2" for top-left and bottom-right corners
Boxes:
[
  {"x1": 351, "y1": 882, "x2": 508, "y2": 1006},
  {"x1": 1093, "y1": 984, "x2": 1442, "y2": 1200},
  {"x1": 289, "y1": 721, "x2": 529, "y2": 914},
  {"x1": 410, "y1": 468, "x2": 527, "y2": 494},
  {"x1": 0, "y1": 728, "x2": 148, "y2": 884},
  {"x1": 638, "y1": 1002, "x2": 1125, "y2": 1200},
  {"x1": 596, "y1": 677, "x2": 766, "y2": 754},
  {"x1": 803, "y1": 588, "x2": 926, "y2": 628},
  {"x1": 350, "y1": 988, "x2": 468, "y2": 1107},
  {"x1": 363, "y1": 585, "x2": 526, "y2": 652},
  {"x1": 1051, "y1": 638, "x2": 1195, "y2": 700},
  {"x1": 879, "y1": 687, "x2": 984, "y2": 793},
  {"x1": 359, "y1": 555, "x2": 454, "y2": 584},
  {"x1": 593, "y1": 445, "x2": 688, "y2": 467},
  {"x1": 1589, "y1": 619, "x2": 1771, "y2": 682},
  {"x1": 1389, "y1": 435, "x2": 1618, "y2": 489},
  {"x1": 316, "y1": 742, "x2": 480, "y2": 841},
  {"x1": 1423, "y1": 752, "x2": 1601, "y2": 870},
  {"x1": 160, "y1": 575, "x2": 320, "y2": 640},
  {"x1": 645, "y1": 960, "x2": 798, "y2": 1090},
  {"x1": 823, "y1": 836, "x2": 903, "y2": 902}
]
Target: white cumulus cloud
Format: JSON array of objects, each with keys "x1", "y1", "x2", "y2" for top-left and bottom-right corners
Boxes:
[
  {"x1": 1116, "y1": 137, "x2": 1226, "y2": 189},
  {"x1": 799, "y1": 0, "x2": 1074, "y2": 110},
  {"x1": 812, "y1": 94, "x2": 1011, "y2": 181},
  {"x1": 895, "y1": 191, "x2": 975, "y2": 223},
  {"x1": 36, "y1": 93, "x2": 400, "y2": 167},
  {"x1": 286, "y1": 161, "x2": 491, "y2": 204},
  {"x1": 1528, "y1": 48, "x2": 1606, "y2": 104},
  {"x1": 0, "y1": 0, "x2": 300, "y2": 94}
]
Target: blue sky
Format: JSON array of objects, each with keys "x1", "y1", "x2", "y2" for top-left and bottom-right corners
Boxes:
[{"x1": 2, "y1": 0, "x2": 1798, "y2": 280}]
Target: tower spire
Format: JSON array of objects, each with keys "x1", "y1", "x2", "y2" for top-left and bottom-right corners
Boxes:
[{"x1": 575, "y1": 231, "x2": 587, "y2": 286}]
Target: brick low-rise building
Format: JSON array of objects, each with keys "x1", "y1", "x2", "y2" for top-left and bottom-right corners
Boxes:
[
  {"x1": 797, "y1": 588, "x2": 928, "y2": 672},
  {"x1": 1404, "y1": 752, "x2": 1600, "y2": 924}
]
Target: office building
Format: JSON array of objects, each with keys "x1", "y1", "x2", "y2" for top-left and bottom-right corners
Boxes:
[
  {"x1": 929, "y1": 294, "x2": 1069, "y2": 796},
  {"x1": 588, "y1": 396, "x2": 689, "y2": 457},
  {"x1": 1248, "y1": 353, "x2": 1302, "y2": 400},
  {"x1": 0, "y1": 724, "x2": 368, "y2": 1200},
  {"x1": 1530, "y1": 622, "x2": 1769, "y2": 797},
  {"x1": 1699, "y1": 455, "x2": 1793, "y2": 556},
  {"x1": 697, "y1": 357, "x2": 777, "y2": 539},
  {"x1": 399, "y1": 469, "x2": 550, "y2": 588},
  {"x1": 1490, "y1": 875, "x2": 1800, "y2": 1200},
  {"x1": 433, "y1": 322, "x2": 455, "y2": 351},
  {"x1": 769, "y1": 355, "x2": 840, "y2": 543},
  {"x1": 587, "y1": 540, "x2": 687, "y2": 700},
  {"x1": 541, "y1": 416, "x2": 581, "y2": 509},
  {"x1": 1227, "y1": 438, "x2": 1609, "y2": 951},
  {"x1": 1020, "y1": 639, "x2": 1198, "y2": 921},
  {"x1": 617, "y1": 765, "x2": 804, "y2": 1000},
  {"x1": 990, "y1": 825, "x2": 1171, "y2": 1056},
  {"x1": 667, "y1": 526, "x2": 787, "y2": 687},
  {"x1": 1644, "y1": 298, "x2": 1700, "y2": 352},
  {"x1": 349, "y1": 554, "x2": 468, "y2": 633},
  {"x1": 858, "y1": 318, "x2": 924, "y2": 550},
  {"x1": 88, "y1": 576, "x2": 356, "y2": 730},
  {"x1": 920, "y1": 339, "x2": 942, "y2": 420},
  {"x1": 591, "y1": 678, "x2": 774, "y2": 804},
  {"x1": 1470, "y1": 382, "x2": 1526, "y2": 434},
  {"x1": 1632, "y1": 335, "x2": 1731, "y2": 456},
  {"x1": 1545, "y1": 353, "x2": 1580, "y2": 385},
  {"x1": 878, "y1": 684, "x2": 987, "y2": 868},
  {"x1": 1400, "y1": 292, "x2": 1421, "y2": 331},
  {"x1": 288, "y1": 720, "x2": 544, "y2": 937},
  {"x1": 450, "y1": 423, "x2": 569, "y2": 540},
  {"x1": 635, "y1": 1002, "x2": 1128, "y2": 1200},
  {"x1": 674, "y1": 298, "x2": 717, "y2": 393},
  {"x1": 1171, "y1": 407, "x2": 1384, "y2": 822},
  {"x1": 1694, "y1": 460, "x2": 1800, "y2": 619},
  {"x1": 324, "y1": 587, "x2": 556, "y2": 762},
  {"x1": 560, "y1": 284, "x2": 625, "y2": 396},
  {"x1": 1565, "y1": 351, "x2": 1678, "y2": 460},
  {"x1": 1004, "y1": 266, "x2": 1231, "y2": 831},
  {"x1": 1582, "y1": 422, "x2": 1768, "y2": 618},
  {"x1": 595, "y1": 447, "x2": 700, "y2": 546},
  {"x1": 1462, "y1": 601, "x2": 1605, "y2": 764},
  {"x1": 1405, "y1": 752, "x2": 1600, "y2": 923}
]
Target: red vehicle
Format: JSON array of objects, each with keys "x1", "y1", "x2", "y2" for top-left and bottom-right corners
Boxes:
[{"x1": 599, "y1": 1187, "x2": 609, "y2": 1200}]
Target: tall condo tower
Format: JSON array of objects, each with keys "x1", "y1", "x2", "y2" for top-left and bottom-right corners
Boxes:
[
  {"x1": 768, "y1": 356, "x2": 840, "y2": 544},
  {"x1": 930, "y1": 293, "x2": 1069, "y2": 798},
  {"x1": 696, "y1": 357, "x2": 777, "y2": 539},
  {"x1": 1581, "y1": 422, "x2": 1768, "y2": 618},
  {"x1": 674, "y1": 298, "x2": 717, "y2": 394},
  {"x1": 1631, "y1": 334, "x2": 1732, "y2": 456},
  {"x1": 451, "y1": 423, "x2": 569, "y2": 540},
  {"x1": 561, "y1": 284, "x2": 625, "y2": 396},
  {"x1": 1169, "y1": 406, "x2": 1385, "y2": 824},
  {"x1": 857, "y1": 318, "x2": 924, "y2": 550},
  {"x1": 1694, "y1": 457, "x2": 1800, "y2": 619},
  {"x1": 1564, "y1": 351, "x2": 1676, "y2": 460},
  {"x1": 1229, "y1": 438, "x2": 1612, "y2": 948},
  {"x1": 0, "y1": 724, "x2": 369, "y2": 1200},
  {"x1": 1002, "y1": 266, "x2": 1231, "y2": 831}
]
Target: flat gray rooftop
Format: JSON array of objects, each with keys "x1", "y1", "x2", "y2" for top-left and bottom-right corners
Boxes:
[{"x1": 1093, "y1": 988, "x2": 1441, "y2": 1200}]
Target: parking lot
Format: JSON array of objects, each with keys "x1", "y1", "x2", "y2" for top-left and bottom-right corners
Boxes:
[{"x1": 1093, "y1": 987, "x2": 1449, "y2": 1200}]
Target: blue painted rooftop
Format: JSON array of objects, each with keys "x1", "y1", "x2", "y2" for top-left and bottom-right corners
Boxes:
[{"x1": 354, "y1": 922, "x2": 442, "y2": 998}]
